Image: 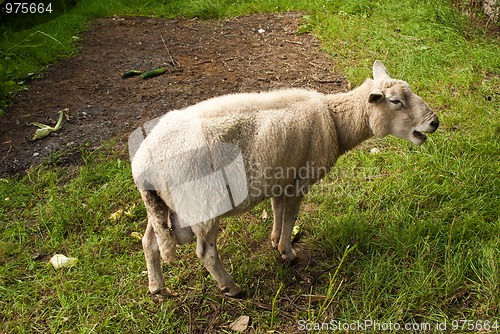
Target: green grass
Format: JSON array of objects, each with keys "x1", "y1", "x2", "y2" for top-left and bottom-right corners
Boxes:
[{"x1": 1, "y1": 0, "x2": 499, "y2": 332}]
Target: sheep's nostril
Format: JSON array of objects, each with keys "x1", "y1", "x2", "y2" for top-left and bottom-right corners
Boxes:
[{"x1": 430, "y1": 119, "x2": 439, "y2": 130}]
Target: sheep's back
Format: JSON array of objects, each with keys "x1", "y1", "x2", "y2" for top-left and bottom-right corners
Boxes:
[{"x1": 132, "y1": 88, "x2": 339, "y2": 211}]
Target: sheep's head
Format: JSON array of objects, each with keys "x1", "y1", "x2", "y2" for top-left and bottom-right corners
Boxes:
[{"x1": 368, "y1": 60, "x2": 439, "y2": 145}]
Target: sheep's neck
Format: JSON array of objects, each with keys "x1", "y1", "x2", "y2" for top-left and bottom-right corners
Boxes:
[{"x1": 327, "y1": 83, "x2": 374, "y2": 154}]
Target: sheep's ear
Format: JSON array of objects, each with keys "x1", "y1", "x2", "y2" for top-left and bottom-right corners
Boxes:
[
  {"x1": 373, "y1": 60, "x2": 389, "y2": 81},
  {"x1": 368, "y1": 89, "x2": 385, "y2": 103}
]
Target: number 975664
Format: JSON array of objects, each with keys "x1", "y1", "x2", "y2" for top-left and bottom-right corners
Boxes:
[{"x1": 5, "y1": 2, "x2": 53, "y2": 14}]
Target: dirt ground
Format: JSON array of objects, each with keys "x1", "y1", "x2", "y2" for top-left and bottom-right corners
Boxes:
[{"x1": 0, "y1": 12, "x2": 348, "y2": 175}]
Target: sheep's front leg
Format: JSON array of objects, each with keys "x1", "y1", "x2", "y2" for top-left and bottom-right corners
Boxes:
[
  {"x1": 271, "y1": 195, "x2": 285, "y2": 248},
  {"x1": 142, "y1": 220, "x2": 165, "y2": 294},
  {"x1": 278, "y1": 195, "x2": 303, "y2": 263},
  {"x1": 192, "y1": 219, "x2": 242, "y2": 297}
]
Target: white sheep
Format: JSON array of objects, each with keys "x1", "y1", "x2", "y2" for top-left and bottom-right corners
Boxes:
[{"x1": 131, "y1": 60, "x2": 439, "y2": 298}]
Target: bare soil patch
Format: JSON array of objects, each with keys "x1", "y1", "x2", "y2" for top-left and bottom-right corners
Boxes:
[{"x1": 0, "y1": 12, "x2": 347, "y2": 175}]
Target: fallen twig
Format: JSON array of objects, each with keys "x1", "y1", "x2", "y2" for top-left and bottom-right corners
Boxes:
[
  {"x1": 284, "y1": 39, "x2": 303, "y2": 45},
  {"x1": 308, "y1": 62, "x2": 327, "y2": 70},
  {"x1": 193, "y1": 59, "x2": 213, "y2": 65},
  {"x1": 316, "y1": 79, "x2": 343, "y2": 84},
  {"x1": 160, "y1": 34, "x2": 180, "y2": 67},
  {"x1": 1, "y1": 145, "x2": 12, "y2": 163}
]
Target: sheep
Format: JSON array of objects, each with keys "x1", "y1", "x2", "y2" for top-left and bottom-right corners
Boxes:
[{"x1": 130, "y1": 60, "x2": 439, "y2": 298}]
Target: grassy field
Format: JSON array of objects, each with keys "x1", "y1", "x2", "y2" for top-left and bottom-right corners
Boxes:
[{"x1": 1, "y1": 0, "x2": 499, "y2": 332}]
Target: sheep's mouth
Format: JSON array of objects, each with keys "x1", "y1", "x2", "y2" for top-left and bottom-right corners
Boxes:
[{"x1": 412, "y1": 130, "x2": 427, "y2": 142}]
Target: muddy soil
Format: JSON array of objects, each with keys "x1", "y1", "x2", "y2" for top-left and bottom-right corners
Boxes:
[{"x1": 0, "y1": 12, "x2": 348, "y2": 175}]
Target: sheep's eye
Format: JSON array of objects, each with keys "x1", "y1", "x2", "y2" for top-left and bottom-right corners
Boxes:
[{"x1": 390, "y1": 99, "x2": 402, "y2": 105}]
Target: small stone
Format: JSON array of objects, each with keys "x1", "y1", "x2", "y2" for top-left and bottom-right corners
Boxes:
[
  {"x1": 370, "y1": 147, "x2": 380, "y2": 154},
  {"x1": 33, "y1": 152, "x2": 40, "y2": 157}
]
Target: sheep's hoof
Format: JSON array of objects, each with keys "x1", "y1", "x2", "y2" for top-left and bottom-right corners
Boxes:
[
  {"x1": 151, "y1": 287, "x2": 177, "y2": 303},
  {"x1": 225, "y1": 289, "x2": 246, "y2": 299},
  {"x1": 271, "y1": 237, "x2": 280, "y2": 249},
  {"x1": 281, "y1": 253, "x2": 299, "y2": 265},
  {"x1": 221, "y1": 285, "x2": 243, "y2": 299},
  {"x1": 279, "y1": 247, "x2": 298, "y2": 262}
]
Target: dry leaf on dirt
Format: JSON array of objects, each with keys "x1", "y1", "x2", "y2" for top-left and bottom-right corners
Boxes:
[{"x1": 228, "y1": 315, "x2": 250, "y2": 332}]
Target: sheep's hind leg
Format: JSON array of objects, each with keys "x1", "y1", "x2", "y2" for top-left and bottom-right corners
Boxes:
[
  {"x1": 271, "y1": 195, "x2": 285, "y2": 248},
  {"x1": 140, "y1": 189, "x2": 177, "y2": 296},
  {"x1": 142, "y1": 220, "x2": 166, "y2": 294},
  {"x1": 140, "y1": 190, "x2": 177, "y2": 264},
  {"x1": 278, "y1": 196, "x2": 303, "y2": 263},
  {"x1": 192, "y1": 219, "x2": 242, "y2": 297}
]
